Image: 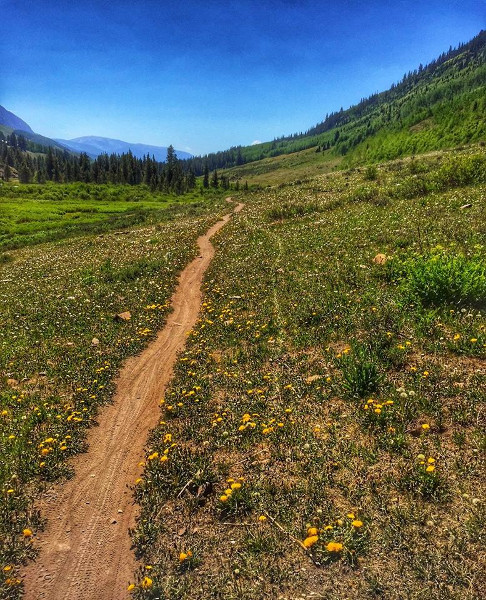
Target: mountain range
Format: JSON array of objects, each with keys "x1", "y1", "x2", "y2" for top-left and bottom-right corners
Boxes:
[
  {"x1": 54, "y1": 136, "x2": 192, "y2": 161},
  {"x1": 0, "y1": 106, "x2": 192, "y2": 161},
  {"x1": 1, "y1": 29, "x2": 485, "y2": 176}
]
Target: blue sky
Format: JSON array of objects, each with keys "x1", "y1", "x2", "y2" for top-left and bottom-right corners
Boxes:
[{"x1": 1, "y1": 0, "x2": 484, "y2": 155}]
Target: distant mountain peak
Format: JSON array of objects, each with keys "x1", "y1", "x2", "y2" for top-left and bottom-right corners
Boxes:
[
  {"x1": 0, "y1": 105, "x2": 34, "y2": 133},
  {"x1": 54, "y1": 136, "x2": 192, "y2": 161}
]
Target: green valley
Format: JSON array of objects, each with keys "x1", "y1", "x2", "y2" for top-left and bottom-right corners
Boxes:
[{"x1": 0, "y1": 26, "x2": 485, "y2": 600}]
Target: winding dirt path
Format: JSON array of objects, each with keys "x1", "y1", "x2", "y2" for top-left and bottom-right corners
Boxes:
[{"x1": 23, "y1": 201, "x2": 244, "y2": 600}]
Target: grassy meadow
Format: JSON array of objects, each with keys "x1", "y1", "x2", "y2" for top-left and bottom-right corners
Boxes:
[
  {"x1": 0, "y1": 183, "x2": 220, "y2": 251},
  {"x1": 223, "y1": 147, "x2": 342, "y2": 188},
  {"x1": 0, "y1": 146, "x2": 485, "y2": 599},
  {"x1": 0, "y1": 188, "x2": 228, "y2": 598},
  {"x1": 131, "y1": 148, "x2": 485, "y2": 599}
]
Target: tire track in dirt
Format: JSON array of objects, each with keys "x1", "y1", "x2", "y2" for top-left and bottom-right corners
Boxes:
[{"x1": 23, "y1": 200, "x2": 244, "y2": 600}]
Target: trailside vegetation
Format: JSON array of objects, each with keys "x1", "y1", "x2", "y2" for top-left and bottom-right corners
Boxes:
[
  {"x1": 0, "y1": 196, "x2": 229, "y2": 598},
  {"x1": 131, "y1": 147, "x2": 485, "y2": 600}
]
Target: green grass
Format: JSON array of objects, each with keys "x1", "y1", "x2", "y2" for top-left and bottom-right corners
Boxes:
[
  {"x1": 131, "y1": 147, "x2": 485, "y2": 599},
  {"x1": 221, "y1": 146, "x2": 341, "y2": 187},
  {"x1": 397, "y1": 252, "x2": 486, "y2": 309},
  {"x1": 1, "y1": 147, "x2": 485, "y2": 599},
  {"x1": 0, "y1": 182, "x2": 221, "y2": 250},
  {"x1": 0, "y1": 191, "x2": 227, "y2": 599}
]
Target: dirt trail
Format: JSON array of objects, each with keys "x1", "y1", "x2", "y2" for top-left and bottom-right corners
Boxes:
[{"x1": 23, "y1": 201, "x2": 244, "y2": 600}]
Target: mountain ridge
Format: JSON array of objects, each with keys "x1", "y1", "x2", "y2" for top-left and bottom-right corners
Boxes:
[
  {"x1": 184, "y1": 29, "x2": 486, "y2": 174},
  {"x1": 0, "y1": 106, "x2": 192, "y2": 162},
  {"x1": 0, "y1": 105, "x2": 34, "y2": 133},
  {"x1": 54, "y1": 135, "x2": 192, "y2": 161}
]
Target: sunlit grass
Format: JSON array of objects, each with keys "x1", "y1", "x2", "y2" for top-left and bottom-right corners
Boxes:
[{"x1": 131, "y1": 147, "x2": 485, "y2": 599}]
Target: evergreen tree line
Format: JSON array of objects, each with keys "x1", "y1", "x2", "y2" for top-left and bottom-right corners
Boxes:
[{"x1": 0, "y1": 138, "x2": 197, "y2": 194}]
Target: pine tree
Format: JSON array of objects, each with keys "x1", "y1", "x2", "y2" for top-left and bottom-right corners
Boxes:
[
  {"x1": 18, "y1": 162, "x2": 31, "y2": 183},
  {"x1": 46, "y1": 147, "x2": 55, "y2": 180}
]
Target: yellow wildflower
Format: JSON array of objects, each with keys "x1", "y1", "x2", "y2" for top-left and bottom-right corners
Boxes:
[
  {"x1": 326, "y1": 541, "x2": 343, "y2": 552},
  {"x1": 302, "y1": 535, "x2": 319, "y2": 548}
]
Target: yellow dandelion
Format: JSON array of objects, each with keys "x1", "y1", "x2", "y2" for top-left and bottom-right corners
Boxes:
[
  {"x1": 326, "y1": 541, "x2": 343, "y2": 553},
  {"x1": 140, "y1": 576, "x2": 153, "y2": 589},
  {"x1": 302, "y1": 535, "x2": 319, "y2": 548}
]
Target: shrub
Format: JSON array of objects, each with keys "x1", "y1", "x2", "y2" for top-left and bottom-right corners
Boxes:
[
  {"x1": 363, "y1": 165, "x2": 378, "y2": 180},
  {"x1": 338, "y1": 345, "x2": 383, "y2": 398},
  {"x1": 267, "y1": 201, "x2": 321, "y2": 221},
  {"x1": 349, "y1": 184, "x2": 379, "y2": 203},
  {"x1": 402, "y1": 252, "x2": 486, "y2": 308},
  {"x1": 0, "y1": 253, "x2": 13, "y2": 264},
  {"x1": 434, "y1": 154, "x2": 486, "y2": 189},
  {"x1": 393, "y1": 175, "x2": 430, "y2": 199}
]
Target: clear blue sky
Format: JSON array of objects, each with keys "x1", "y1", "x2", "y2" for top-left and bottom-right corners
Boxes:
[{"x1": 1, "y1": 0, "x2": 484, "y2": 155}]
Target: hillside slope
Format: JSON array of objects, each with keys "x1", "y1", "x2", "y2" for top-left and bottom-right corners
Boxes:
[
  {"x1": 0, "y1": 105, "x2": 34, "y2": 133},
  {"x1": 131, "y1": 147, "x2": 486, "y2": 599},
  {"x1": 186, "y1": 30, "x2": 486, "y2": 175}
]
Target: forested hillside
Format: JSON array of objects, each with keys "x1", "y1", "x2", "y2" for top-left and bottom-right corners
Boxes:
[
  {"x1": 185, "y1": 30, "x2": 486, "y2": 174},
  {"x1": 1, "y1": 31, "x2": 484, "y2": 190},
  {"x1": 0, "y1": 133, "x2": 197, "y2": 194}
]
